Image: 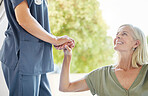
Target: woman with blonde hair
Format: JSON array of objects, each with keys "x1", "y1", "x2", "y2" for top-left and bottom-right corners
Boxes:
[{"x1": 59, "y1": 24, "x2": 148, "y2": 96}]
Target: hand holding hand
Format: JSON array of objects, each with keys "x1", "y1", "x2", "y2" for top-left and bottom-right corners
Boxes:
[
  {"x1": 63, "y1": 45, "x2": 72, "y2": 56},
  {"x1": 56, "y1": 35, "x2": 73, "y2": 46},
  {"x1": 54, "y1": 39, "x2": 75, "y2": 50}
]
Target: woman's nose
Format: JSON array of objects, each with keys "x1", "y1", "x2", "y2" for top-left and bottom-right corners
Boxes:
[
  {"x1": 116, "y1": 34, "x2": 121, "y2": 39},
  {"x1": 117, "y1": 35, "x2": 121, "y2": 39}
]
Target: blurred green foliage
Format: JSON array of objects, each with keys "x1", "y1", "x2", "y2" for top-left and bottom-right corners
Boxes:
[{"x1": 48, "y1": 0, "x2": 114, "y2": 73}]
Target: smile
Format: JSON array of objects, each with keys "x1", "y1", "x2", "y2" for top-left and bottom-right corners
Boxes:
[{"x1": 116, "y1": 41, "x2": 124, "y2": 45}]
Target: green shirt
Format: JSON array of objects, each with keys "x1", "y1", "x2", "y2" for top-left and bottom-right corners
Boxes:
[{"x1": 85, "y1": 64, "x2": 148, "y2": 96}]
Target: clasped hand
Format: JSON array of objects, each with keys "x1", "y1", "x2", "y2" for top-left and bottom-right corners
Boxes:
[{"x1": 54, "y1": 36, "x2": 75, "y2": 55}]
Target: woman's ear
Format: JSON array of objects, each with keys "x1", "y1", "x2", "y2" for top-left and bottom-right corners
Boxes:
[{"x1": 133, "y1": 40, "x2": 140, "y2": 49}]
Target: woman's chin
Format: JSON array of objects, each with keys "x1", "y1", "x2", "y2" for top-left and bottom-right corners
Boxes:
[
  {"x1": 114, "y1": 47, "x2": 122, "y2": 52},
  {"x1": 114, "y1": 47, "x2": 118, "y2": 51}
]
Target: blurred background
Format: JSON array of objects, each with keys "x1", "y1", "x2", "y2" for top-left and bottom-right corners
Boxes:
[{"x1": 0, "y1": 0, "x2": 148, "y2": 96}]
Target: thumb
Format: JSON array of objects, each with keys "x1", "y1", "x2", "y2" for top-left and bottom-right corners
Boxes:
[{"x1": 65, "y1": 45, "x2": 71, "y2": 51}]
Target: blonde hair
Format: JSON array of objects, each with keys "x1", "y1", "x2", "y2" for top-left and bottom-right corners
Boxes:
[{"x1": 118, "y1": 24, "x2": 148, "y2": 67}]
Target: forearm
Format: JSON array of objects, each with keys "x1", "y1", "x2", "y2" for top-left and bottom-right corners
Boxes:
[
  {"x1": 59, "y1": 46, "x2": 89, "y2": 92},
  {"x1": 18, "y1": 14, "x2": 58, "y2": 45},
  {"x1": 14, "y1": 0, "x2": 70, "y2": 45},
  {"x1": 59, "y1": 55, "x2": 71, "y2": 92}
]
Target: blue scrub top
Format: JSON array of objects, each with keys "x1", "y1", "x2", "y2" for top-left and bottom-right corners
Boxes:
[{"x1": 0, "y1": 0, "x2": 54, "y2": 75}]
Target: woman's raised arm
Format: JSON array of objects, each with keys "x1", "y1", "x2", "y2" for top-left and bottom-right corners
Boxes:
[{"x1": 59, "y1": 45, "x2": 89, "y2": 92}]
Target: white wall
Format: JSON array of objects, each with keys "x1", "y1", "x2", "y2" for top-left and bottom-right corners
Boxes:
[
  {"x1": 0, "y1": 1, "x2": 9, "y2": 96},
  {"x1": 0, "y1": 0, "x2": 7, "y2": 47}
]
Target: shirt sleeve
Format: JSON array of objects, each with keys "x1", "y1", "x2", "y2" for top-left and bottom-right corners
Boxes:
[
  {"x1": 10, "y1": 0, "x2": 33, "y2": 9},
  {"x1": 85, "y1": 68, "x2": 101, "y2": 95}
]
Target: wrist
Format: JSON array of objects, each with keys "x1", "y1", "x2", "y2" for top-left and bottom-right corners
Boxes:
[
  {"x1": 64, "y1": 50, "x2": 72, "y2": 56},
  {"x1": 64, "y1": 53, "x2": 72, "y2": 57},
  {"x1": 53, "y1": 36, "x2": 59, "y2": 45}
]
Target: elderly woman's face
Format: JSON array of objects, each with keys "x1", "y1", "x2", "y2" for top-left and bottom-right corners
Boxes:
[{"x1": 114, "y1": 26, "x2": 137, "y2": 52}]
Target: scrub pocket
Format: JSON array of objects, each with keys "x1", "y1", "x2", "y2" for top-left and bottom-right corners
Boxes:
[
  {"x1": 0, "y1": 38, "x2": 19, "y2": 69},
  {"x1": 19, "y1": 40, "x2": 44, "y2": 74}
]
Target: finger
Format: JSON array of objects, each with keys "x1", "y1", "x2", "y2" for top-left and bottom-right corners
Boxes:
[
  {"x1": 55, "y1": 47, "x2": 60, "y2": 50},
  {"x1": 57, "y1": 47, "x2": 61, "y2": 50},
  {"x1": 70, "y1": 38, "x2": 75, "y2": 43},
  {"x1": 69, "y1": 44, "x2": 75, "y2": 49},
  {"x1": 55, "y1": 45, "x2": 63, "y2": 50},
  {"x1": 67, "y1": 42, "x2": 73, "y2": 46},
  {"x1": 66, "y1": 41, "x2": 74, "y2": 47},
  {"x1": 60, "y1": 46, "x2": 64, "y2": 50},
  {"x1": 65, "y1": 45, "x2": 71, "y2": 51},
  {"x1": 70, "y1": 39, "x2": 75, "y2": 43},
  {"x1": 71, "y1": 43, "x2": 75, "y2": 47},
  {"x1": 54, "y1": 45, "x2": 58, "y2": 47},
  {"x1": 69, "y1": 41, "x2": 75, "y2": 47}
]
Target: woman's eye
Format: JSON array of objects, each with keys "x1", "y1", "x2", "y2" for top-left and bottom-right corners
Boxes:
[{"x1": 122, "y1": 33, "x2": 127, "y2": 36}]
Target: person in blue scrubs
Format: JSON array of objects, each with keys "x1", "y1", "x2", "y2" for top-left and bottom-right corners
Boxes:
[{"x1": 0, "y1": 0, "x2": 74, "y2": 96}]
